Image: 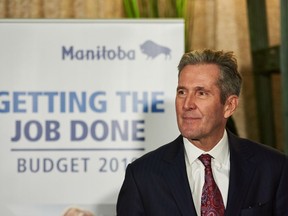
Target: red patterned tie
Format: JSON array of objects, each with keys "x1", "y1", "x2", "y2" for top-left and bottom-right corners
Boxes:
[{"x1": 199, "y1": 154, "x2": 225, "y2": 216}]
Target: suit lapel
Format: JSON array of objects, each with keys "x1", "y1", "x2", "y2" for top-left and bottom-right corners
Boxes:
[
  {"x1": 161, "y1": 133, "x2": 257, "y2": 216},
  {"x1": 161, "y1": 136, "x2": 198, "y2": 216},
  {"x1": 225, "y1": 132, "x2": 257, "y2": 215}
]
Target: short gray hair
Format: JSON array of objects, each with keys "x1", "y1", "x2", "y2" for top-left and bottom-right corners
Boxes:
[{"x1": 177, "y1": 49, "x2": 242, "y2": 104}]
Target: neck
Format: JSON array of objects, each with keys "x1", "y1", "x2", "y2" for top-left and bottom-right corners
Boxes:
[{"x1": 187, "y1": 131, "x2": 225, "y2": 152}]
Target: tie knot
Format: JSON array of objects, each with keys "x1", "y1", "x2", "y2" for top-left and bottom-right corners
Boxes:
[{"x1": 198, "y1": 154, "x2": 212, "y2": 167}]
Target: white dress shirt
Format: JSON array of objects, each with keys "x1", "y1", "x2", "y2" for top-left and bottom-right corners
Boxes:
[{"x1": 184, "y1": 130, "x2": 230, "y2": 216}]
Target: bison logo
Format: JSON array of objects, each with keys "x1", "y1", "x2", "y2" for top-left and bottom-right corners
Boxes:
[{"x1": 140, "y1": 40, "x2": 171, "y2": 59}]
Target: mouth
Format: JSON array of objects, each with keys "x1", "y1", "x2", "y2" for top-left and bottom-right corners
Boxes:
[
  {"x1": 182, "y1": 117, "x2": 201, "y2": 124},
  {"x1": 182, "y1": 115, "x2": 201, "y2": 120}
]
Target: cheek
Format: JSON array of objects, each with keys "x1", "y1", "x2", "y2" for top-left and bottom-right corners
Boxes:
[
  {"x1": 175, "y1": 106, "x2": 182, "y2": 118},
  {"x1": 175, "y1": 99, "x2": 182, "y2": 112},
  {"x1": 201, "y1": 103, "x2": 225, "y2": 118}
]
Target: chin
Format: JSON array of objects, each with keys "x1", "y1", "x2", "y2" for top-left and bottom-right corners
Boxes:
[{"x1": 181, "y1": 131, "x2": 199, "y2": 140}]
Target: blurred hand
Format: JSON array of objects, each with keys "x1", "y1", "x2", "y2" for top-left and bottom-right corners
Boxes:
[{"x1": 63, "y1": 207, "x2": 94, "y2": 216}]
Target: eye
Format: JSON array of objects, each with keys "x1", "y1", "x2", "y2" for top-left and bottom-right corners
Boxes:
[
  {"x1": 199, "y1": 91, "x2": 206, "y2": 96},
  {"x1": 196, "y1": 90, "x2": 209, "y2": 98},
  {"x1": 177, "y1": 88, "x2": 186, "y2": 97}
]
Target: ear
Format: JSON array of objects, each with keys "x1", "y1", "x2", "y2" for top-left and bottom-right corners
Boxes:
[{"x1": 223, "y1": 95, "x2": 239, "y2": 118}]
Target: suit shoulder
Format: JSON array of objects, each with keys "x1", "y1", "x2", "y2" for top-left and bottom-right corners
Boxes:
[{"x1": 229, "y1": 132, "x2": 287, "y2": 162}]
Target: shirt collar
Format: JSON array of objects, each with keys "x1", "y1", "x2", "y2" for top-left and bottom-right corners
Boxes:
[{"x1": 184, "y1": 130, "x2": 229, "y2": 166}]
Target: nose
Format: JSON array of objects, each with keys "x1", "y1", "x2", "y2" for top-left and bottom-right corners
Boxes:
[{"x1": 183, "y1": 95, "x2": 197, "y2": 110}]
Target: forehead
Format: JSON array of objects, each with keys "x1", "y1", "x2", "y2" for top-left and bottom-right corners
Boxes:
[{"x1": 178, "y1": 64, "x2": 220, "y2": 84}]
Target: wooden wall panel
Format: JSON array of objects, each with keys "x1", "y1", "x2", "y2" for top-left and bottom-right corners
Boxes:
[{"x1": 0, "y1": 0, "x2": 123, "y2": 18}]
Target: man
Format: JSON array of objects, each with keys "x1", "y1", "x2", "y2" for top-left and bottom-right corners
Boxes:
[{"x1": 116, "y1": 49, "x2": 288, "y2": 216}]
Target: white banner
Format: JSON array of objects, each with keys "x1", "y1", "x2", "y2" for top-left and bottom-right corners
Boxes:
[{"x1": 0, "y1": 19, "x2": 184, "y2": 216}]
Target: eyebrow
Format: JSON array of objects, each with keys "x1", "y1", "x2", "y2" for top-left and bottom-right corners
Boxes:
[
  {"x1": 177, "y1": 85, "x2": 207, "y2": 91},
  {"x1": 176, "y1": 85, "x2": 184, "y2": 90},
  {"x1": 195, "y1": 86, "x2": 206, "y2": 91}
]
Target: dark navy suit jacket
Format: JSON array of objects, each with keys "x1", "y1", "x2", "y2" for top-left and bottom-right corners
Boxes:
[{"x1": 117, "y1": 131, "x2": 288, "y2": 215}]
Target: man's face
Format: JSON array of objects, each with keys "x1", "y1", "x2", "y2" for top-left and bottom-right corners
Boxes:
[{"x1": 175, "y1": 64, "x2": 231, "y2": 146}]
